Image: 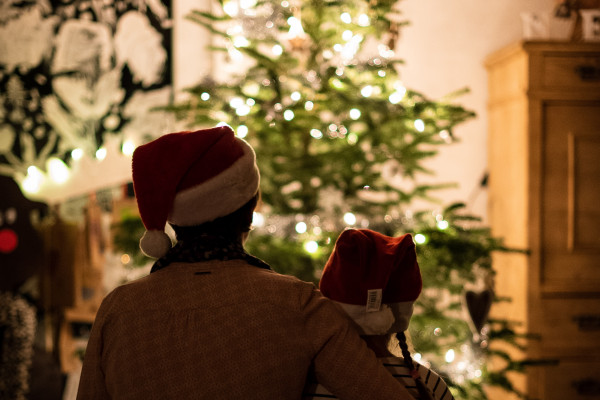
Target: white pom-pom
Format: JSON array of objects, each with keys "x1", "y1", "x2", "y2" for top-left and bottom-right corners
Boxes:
[
  {"x1": 140, "y1": 230, "x2": 172, "y2": 259},
  {"x1": 338, "y1": 303, "x2": 396, "y2": 335}
]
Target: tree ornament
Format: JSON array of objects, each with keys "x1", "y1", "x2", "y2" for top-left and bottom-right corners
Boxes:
[{"x1": 464, "y1": 288, "x2": 493, "y2": 339}]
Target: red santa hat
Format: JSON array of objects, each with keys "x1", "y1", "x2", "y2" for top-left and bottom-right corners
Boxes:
[
  {"x1": 320, "y1": 229, "x2": 422, "y2": 335},
  {"x1": 132, "y1": 125, "x2": 260, "y2": 259}
]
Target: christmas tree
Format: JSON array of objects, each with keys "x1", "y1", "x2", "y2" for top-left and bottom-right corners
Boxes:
[{"x1": 158, "y1": 0, "x2": 529, "y2": 398}]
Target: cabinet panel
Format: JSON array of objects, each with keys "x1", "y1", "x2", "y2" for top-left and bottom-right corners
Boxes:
[
  {"x1": 541, "y1": 102, "x2": 600, "y2": 293},
  {"x1": 540, "y1": 52, "x2": 600, "y2": 90},
  {"x1": 538, "y1": 359, "x2": 600, "y2": 400},
  {"x1": 538, "y1": 297, "x2": 600, "y2": 357}
]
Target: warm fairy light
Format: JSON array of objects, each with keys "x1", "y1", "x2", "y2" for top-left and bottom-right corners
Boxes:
[
  {"x1": 246, "y1": 98, "x2": 255, "y2": 106},
  {"x1": 47, "y1": 157, "x2": 70, "y2": 184},
  {"x1": 378, "y1": 44, "x2": 395, "y2": 58},
  {"x1": 445, "y1": 349, "x2": 455, "y2": 363},
  {"x1": 287, "y1": 16, "x2": 305, "y2": 37},
  {"x1": 71, "y1": 148, "x2": 84, "y2": 161},
  {"x1": 322, "y1": 50, "x2": 333, "y2": 59},
  {"x1": 310, "y1": 129, "x2": 323, "y2": 139},
  {"x1": 272, "y1": 44, "x2": 283, "y2": 56},
  {"x1": 332, "y1": 79, "x2": 343, "y2": 89},
  {"x1": 223, "y1": 1, "x2": 239, "y2": 16},
  {"x1": 439, "y1": 129, "x2": 451, "y2": 143},
  {"x1": 122, "y1": 140, "x2": 135, "y2": 156},
  {"x1": 236, "y1": 125, "x2": 249, "y2": 138},
  {"x1": 239, "y1": 0, "x2": 257, "y2": 9},
  {"x1": 295, "y1": 221, "x2": 307, "y2": 234},
  {"x1": 283, "y1": 110, "x2": 294, "y2": 120},
  {"x1": 230, "y1": 97, "x2": 244, "y2": 109},
  {"x1": 437, "y1": 220, "x2": 449, "y2": 230},
  {"x1": 378, "y1": 70, "x2": 386, "y2": 77},
  {"x1": 389, "y1": 86, "x2": 406, "y2": 104},
  {"x1": 228, "y1": 47, "x2": 243, "y2": 61},
  {"x1": 413, "y1": 353, "x2": 422, "y2": 362},
  {"x1": 236, "y1": 104, "x2": 251, "y2": 116},
  {"x1": 290, "y1": 91, "x2": 301, "y2": 101},
  {"x1": 304, "y1": 101, "x2": 314, "y2": 111},
  {"x1": 304, "y1": 240, "x2": 319, "y2": 254},
  {"x1": 341, "y1": 12, "x2": 352, "y2": 24},
  {"x1": 201, "y1": 92, "x2": 210, "y2": 101},
  {"x1": 233, "y1": 36, "x2": 249, "y2": 48},
  {"x1": 121, "y1": 254, "x2": 131, "y2": 265},
  {"x1": 347, "y1": 132, "x2": 358, "y2": 144},
  {"x1": 252, "y1": 211, "x2": 265, "y2": 228},
  {"x1": 357, "y1": 13, "x2": 370, "y2": 26},
  {"x1": 22, "y1": 165, "x2": 44, "y2": 194},
  {"x1": 360, "y1": 85, "x2": 373, "y2": 97},
  {"x1": 333, "y1": 43, "x2": 343, "y2": 52},
  {"x1": 342, "y1": 30, "x2": 353, "y2": 41},
  {"x1": 343, "y1": 212, "x2": 356, "y2": 225},
  {"x1": 96, "y1": 147, "x2": 107, "y2": 160},
  {"x1": 349, "y1": 108, "x2": 361, "y2": 120},
  {"x1": 414, "y1": 119, "x2": 425, "y2": 132},
  {"x1": 414, "y1": 233, "x2": 427, "y2": 244}
]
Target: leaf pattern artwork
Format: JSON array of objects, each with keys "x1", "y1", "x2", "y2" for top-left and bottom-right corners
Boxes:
[{"x1": 0, "y1": 0, "x2": 173, "y2": 181}]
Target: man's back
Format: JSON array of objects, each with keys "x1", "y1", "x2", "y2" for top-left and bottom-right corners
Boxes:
[{"x1": 77, "y1": 260, "x2": 413, "y2": 399}]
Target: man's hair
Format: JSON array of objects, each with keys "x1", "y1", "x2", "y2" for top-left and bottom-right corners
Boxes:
[{"x1": 170, "y1": 192, "x2": 259, "y2": 240}]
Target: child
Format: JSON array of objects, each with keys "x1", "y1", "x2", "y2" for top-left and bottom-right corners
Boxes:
[{"x1": 304, "y1": 228, "x2": 454, "y2": 400}]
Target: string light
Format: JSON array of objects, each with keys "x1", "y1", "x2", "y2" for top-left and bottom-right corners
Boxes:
[
  {"x1": 47, "y1": 157, "x2": 70, "y2": 184},
  {"x1": 437, "y1": 220, "x2": 449, "y2": 230},
  {"x1": 310, "y1": 129, "x2": 323, "y2": 139},
  {"x1": 414, "y1": 119, "x2": 425, "y2": 132},
  {"x1": 272, "y1": 44, "x2": 283, "y2": 56},
  {"x1": 349, "y1": 108, "x2": 361, "y2": 120},
  {"x1": 295, "y1": 221, "x2": 307, "y2": 234},
  {"x1": 122, "y1": 140, "x2": 135, "y2": 156},
  {"x1": 357, "y1": 13, "x2": 370, "y2": 26},
  {"x1": 445, "y1": 349, "x2": 455, "y2": 363},
  {"x1": 414, "y1": 233, "x2": 427, "y2": 244},
  {"x1": 201, "y1": 92, "x2": 210, "y2": 101},
  {"x1": 343, "y1": 212, "x2": 356, "y2": 225},
  {"x1": 304, "y1": 240, "x2": 318, "y2": 253},
  {"x1": 290, "y1": 91, "x2": 301, "y2": 101},
  {"x1": 236, "y1": 125, "x2": 249, "y2": 138},
  {"x1": 283, "y1": 110, "x2": 294, "y2": 120},
  {"x1": 340, "y1": 12, "x2": 352, "y2": 24},
  {"x1": 223, "y1": 1, "x2": 239, "y2": 17},
  {"x1": 71, "y1": 148, "x2": 84, "y2": 161},
  {"x1": 96, "y1": 147, "x2": 107, "y2": 160},
  {"x1": 22, "y1": 166, "x2": 44, "y2": 194},
  {"x1": 360, "y1": 85, "x2": 373, "y2": 97},
  {"x1": 304, "y1": 101, "x2": 314, "y2": 111}
]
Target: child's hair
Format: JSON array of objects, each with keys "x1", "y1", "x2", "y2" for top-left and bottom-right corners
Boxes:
[{"x1": 396, "y1": 331, "x2": 435, "y2": 400}]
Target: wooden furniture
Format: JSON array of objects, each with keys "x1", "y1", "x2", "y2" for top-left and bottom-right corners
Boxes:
[{"x1": 485, "y1": 41, "x2": 600, "y2": 400}]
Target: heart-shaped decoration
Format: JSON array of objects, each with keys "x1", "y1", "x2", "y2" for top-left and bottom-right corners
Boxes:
[{"x1": 465, "y1": 289, "x2": 493, "y2": 334}]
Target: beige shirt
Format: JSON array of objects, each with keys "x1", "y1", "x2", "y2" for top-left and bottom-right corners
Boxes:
[{"x1": 77, "y1": 260, "x2": 415, "y2": 400}]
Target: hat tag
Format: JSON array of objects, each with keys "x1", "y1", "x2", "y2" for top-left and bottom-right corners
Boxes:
[{"x1": 366, "y1": 289, "x2": 383, "y2": 313}]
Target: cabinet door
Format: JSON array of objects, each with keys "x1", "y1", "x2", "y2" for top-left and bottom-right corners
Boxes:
[{"x1": 541, "y1": 102, "x2": 600, "y2": 294}]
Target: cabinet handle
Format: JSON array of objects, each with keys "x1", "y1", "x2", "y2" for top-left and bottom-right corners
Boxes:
[
  {"x1": 572, "y1": 315, "x2": 600, "y2": 331},
  {"x1": 572, "y1": 378, "x2": 600, "y2": 396},
  {"x1": 574, "y1": 65, "x2": 600, "y2": 81}
]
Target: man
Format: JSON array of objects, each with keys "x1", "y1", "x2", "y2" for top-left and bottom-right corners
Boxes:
[{"x1": 77, "y1": 126, "x2": 415, "y2": 399}]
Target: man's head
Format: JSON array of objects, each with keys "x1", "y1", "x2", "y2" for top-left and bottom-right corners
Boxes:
[
  {"x1": 319, "y1": 229, "x2": 422, "y2": 335},
  {"x1": 132, "y1": 126, "x2": 260, "y2": 258}
]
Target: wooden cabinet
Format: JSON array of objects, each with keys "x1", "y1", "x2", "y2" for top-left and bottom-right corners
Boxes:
[{"x1": 486, "y1": 41, "x2": 600, "y2": 400}]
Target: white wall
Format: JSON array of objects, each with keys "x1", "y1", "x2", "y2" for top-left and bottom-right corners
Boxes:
[{"x1": 396, "y1": 0, "x2": 555, "y2": 220}]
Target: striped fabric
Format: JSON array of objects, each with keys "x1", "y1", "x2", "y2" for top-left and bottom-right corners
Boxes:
[{"x1": 303, "y1": 356, "x2": 454, "y2": 400}]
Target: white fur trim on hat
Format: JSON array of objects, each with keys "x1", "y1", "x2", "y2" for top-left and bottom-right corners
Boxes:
[
  {"x1": 337, "y1": 301, "x2": 415, "y2": 335},
  {"x1": 168, "y1": 138, "x2": 260, "y2": 226},
  {"x1": 140, "y1": 230, "x2": 172, "y2": 259}
]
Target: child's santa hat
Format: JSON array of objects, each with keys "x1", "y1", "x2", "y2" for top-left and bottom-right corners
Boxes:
[
  {"x1": 320, "y1": 229, "x2": 422, "y2": 335},
  {"x1": 132, "y1": 125, "x2": 260, "y2": 259}
]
